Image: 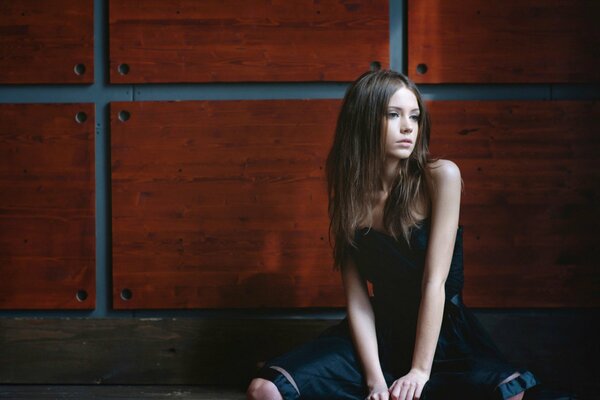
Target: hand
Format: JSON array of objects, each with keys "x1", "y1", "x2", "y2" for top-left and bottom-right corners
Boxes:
[
  {"x1": 388, "y1": 369, "x2": 429, "y2": 400},
  {"x1": 365, "y1": 381, "x2": 389, "y2": 400}
]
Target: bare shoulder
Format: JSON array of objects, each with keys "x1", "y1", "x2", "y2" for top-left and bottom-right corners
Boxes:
[
  {"x1": 427, "y1": 160, "x2": 462, "y2": 228},
  {"x1": 427, "y1": 159, "x2": 462, "y2": 186}
]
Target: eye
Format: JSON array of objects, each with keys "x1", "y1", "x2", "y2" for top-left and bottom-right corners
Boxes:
[
  {"x1": 410, "y1": 114, "x2": 420, "y2": 122},
  {"x1": 387, "y1": 111, "x2": 399, "y2": 119}
]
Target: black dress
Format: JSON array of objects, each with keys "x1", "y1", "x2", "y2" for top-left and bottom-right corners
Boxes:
[{"x1": 256, "y1": 219, "x2": 552, "y2": 399}]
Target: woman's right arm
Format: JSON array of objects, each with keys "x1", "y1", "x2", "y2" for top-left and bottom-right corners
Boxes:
[{"x1": 341, "y1": 255, "x2": 389, "y2": 398}]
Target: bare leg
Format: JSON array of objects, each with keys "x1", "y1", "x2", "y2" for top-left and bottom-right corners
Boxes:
[
  {"x1": 247, "y1": 378, "x2": 284, "y2": 400},
  {"x1": 498, "y1": 372, "x2": 525, "y2": 400}
]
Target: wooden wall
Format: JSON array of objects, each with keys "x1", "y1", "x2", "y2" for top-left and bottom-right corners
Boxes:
[
  {"x1": 108, "y1": 98, "x2": 599, "y2": 309},
  {"x1": 408, "y1": 0, "x2": 600, "y2": 83},
  {"x1": 0, "y1": 104, "x2": 95, "y2": 309},
  {"x1": 0, "y1": 0, "x2": 94, "y2": 84},
  {"x1": 109, "y1": 0, "x2": 389, "y2": 83},
  {"x1": 428, "y1": 101, "x2": 599, "y2": 307},
  {"x1": 111, "y1": 100, "x2": 341, "y2": 309},
  {"x1": 0, "y1": 0, "x2": 598, "y2": 312}
]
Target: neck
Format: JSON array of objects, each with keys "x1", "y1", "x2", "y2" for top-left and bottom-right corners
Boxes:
[{"x1": 381, "y1": 158, "x2": 400, "y2": 193}]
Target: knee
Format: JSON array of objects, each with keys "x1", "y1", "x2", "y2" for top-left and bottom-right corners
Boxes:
[
  {"x1": 247, "y1": 378, "x2": 282, "y2": 400},
  {"x1": 500, "y1": 372, "x2": 524, "y2": 400}
]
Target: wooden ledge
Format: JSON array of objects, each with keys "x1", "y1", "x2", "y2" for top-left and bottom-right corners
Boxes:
[{"x1": 0, "y1": 313, "x2": 597, "y2": 397}]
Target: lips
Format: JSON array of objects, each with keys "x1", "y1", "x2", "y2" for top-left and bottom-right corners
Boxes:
[{"x1": 397, "y1": 140, "x2": 412, "y2": 144}]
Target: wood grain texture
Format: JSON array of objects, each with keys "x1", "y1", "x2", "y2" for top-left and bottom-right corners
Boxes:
[
  {"x1": 0, "y1": 385, "x2": 247, "y2": 400},
  {"x1": 0, "y1": 318, "x2": 340, "y2": 384},
  {"x1": 0, "y1": 0, "x2": 94, "y2": 84},
  {"x1": 109, "y1": 0, "x2": 388, "y2": 83},
  {"x1": 0, "y1": 315, "x2": 597, "y2": 397},
  {"x1": 112, "y1": 100, "x2": 598, "y2": 309},
  {"x1": 111, "y1": 100, "x2": 342, "y2": 309},
  {"x1": 0, "y1": 104, "x2": 95, "y2": 309},
  {"x1": 408, "y1": 0, "x2": 600, "y2": 83},
  {"x1": 428, "y1": 100, "x2": 600, "y2": 307}
]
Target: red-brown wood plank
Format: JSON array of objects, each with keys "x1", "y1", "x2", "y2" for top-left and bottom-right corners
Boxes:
[
  {"x1": 408, "y1": 0, "x2": 600, "y2": 83},
  {"x1": 0, "y1": 104, "x2": 95, "y2": 309},
  {"x1": 428, "y1": 101, "x2": 600, "y2": 307},
  {"x1": 109, "y1": 0, "x2": 388, "y2": 83},
  {"x1": 111, "y1": 100, "x2": 342, "y2": 309},
  {"x1": 0, "y1": 0, "x2": 94, "y2": 84},
  {"x1": 112, "y1": 100, "x2": 598, "y2": 309}
]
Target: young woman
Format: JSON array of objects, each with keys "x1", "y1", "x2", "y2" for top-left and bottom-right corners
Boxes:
[{"x1": 246, "y1": 70, "x2": 539, "y2": 400}]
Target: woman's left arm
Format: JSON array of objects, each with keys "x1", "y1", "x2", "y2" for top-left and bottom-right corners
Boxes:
[{"x1": 389, "y1": 160, "x2": 462, "y2": 400}]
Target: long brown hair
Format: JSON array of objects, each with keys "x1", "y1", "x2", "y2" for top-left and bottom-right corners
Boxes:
[{"x1": 326, "y1": 70, "x2": 434, "y2": 269}]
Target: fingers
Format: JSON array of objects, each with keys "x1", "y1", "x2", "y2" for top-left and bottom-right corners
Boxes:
[
  {"x1": 365, "y1": 391, "x2": 389, "y2": 400},
  {"x1": 389, "y1": 381, "x2": 399, "y2": 400},
  {"x1": 407, "y1": 384, "x2": 416, "y2": 400},
  {"x1": 389, "y1": 381, "x2": 419, "y2": 400},
  {"x1": 365, "y1": 385, "x2": 389, "y2": 400},
  {"x1": 398, "y1": 381, "x2": 410, "y2": 400},
  {"x1": 415, "y1": 383, "x2": 424, "y2": 400}
]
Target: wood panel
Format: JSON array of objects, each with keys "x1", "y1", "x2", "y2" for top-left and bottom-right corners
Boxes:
[
  {"x1": 408, "y1": 0, "x2": 600, "y2": 83},
  {"x1": 0, "y1": 317, "x2": 338, "y2": 384},
  {"x1": 0, "y1": 314, "x2": 596, "y2": 396},
  {"x1": 109, "y1": 0, "x2": 388, "y2": 83},
  {"x1": 0, "y1": 104, "x2": 95, "y2": 309},
  {"x1": 111, "y1": 100, "x2": 342, "y2": 309},
  {"x1": 428, "y1": 101, "x2": 600, "y2": 307},
  {"x1": 0, "y1": 0, "x2": 94, "y2": 84},
  {"x1": 0, "y1": 386, "x2": 245, "y2": 400},
  {"x1": 112, "y1": 100, "x2": 599, "y2": 309}
]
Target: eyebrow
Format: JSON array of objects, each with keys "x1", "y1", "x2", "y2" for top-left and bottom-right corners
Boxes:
[{"x1": 388, "y1": 106, "x2": 420, "y2": 113}]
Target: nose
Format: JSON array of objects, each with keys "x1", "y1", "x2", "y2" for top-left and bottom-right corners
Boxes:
[{"x1": 401, "y1": 116, "x2": 413, "y2": 134}]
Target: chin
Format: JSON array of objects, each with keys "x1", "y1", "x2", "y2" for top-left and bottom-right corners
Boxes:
[{"x1": 389, "y1": 151, "x2": 414, "y2": 160}]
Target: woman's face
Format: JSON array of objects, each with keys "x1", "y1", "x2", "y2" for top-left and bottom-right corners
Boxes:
[{"x1": 384, "y1": 87, "x2": 420, "y2": 161}]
